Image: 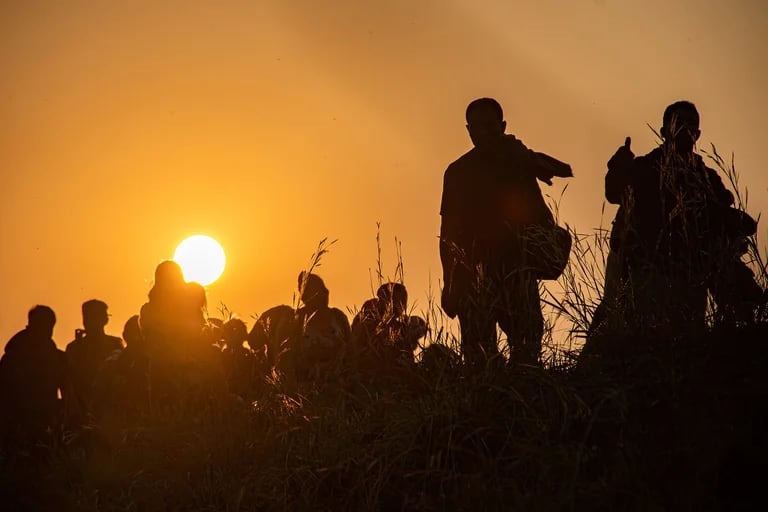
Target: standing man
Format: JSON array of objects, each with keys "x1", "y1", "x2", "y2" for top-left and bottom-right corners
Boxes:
[
  {"x1": 0, "y1": 306, "x2": 67, "y2": 449},
  {"x1": 66, "y1": 299, "x2": 123, "y2": 417},
  {"x1": 440, "y1": 98, "x2": 572, "y2": 368},
  {"x1": 592, "y1": 100, "x2": 760, "y2": 341}
]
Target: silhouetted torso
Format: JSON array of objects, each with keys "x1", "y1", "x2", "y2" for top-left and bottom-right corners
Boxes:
[
  {"x1": 440, "y1": 105, "x2": 570, "y2": 368},
  {"x1": 65, "y1": 331, "x2": 123, "y2": 414},
  {"x1": 607, "y1": 146, "x2": 734, "y2": 277},
  {"x1": 0, "y1": 329, "x2": 66, "y2": 439},
  {"x1": 248, "y1": 305, "x2": 297, "y2": 369},
  {"x1": 295, "y1": 303, "x2": 350, "y2": 380},
  {"x1": 441, "y1": 135, "x2": 553, "y2": 254},
  {"x1": 352, "y1": 285, "x2": 427, "y2": 373},
  {"x1": 140, "y1": 281, "x2": 206, "y2": 360}
]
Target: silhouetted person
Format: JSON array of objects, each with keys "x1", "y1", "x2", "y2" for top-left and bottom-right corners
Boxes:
[
  {"x1": 293, "y1": 272, "x2": 351, "y2": 383},
  {"x1": 440, "y1": 98, "x2": 572, "y2": 368},
  {"x1": 248, "y1": 304, "x2": 297, "y2": 373},
  {"x1": 352, "y1": 283, "x2": 427, "y2": 377},
  {"x1": 65, "y1": 300, "x2": 123, "y2": 418},
  {"x1": 221, "y1": 318, "x2": 257, "y2": 397},
  {"x1": 0, "y1": 306, "x2": 67, "y2": 450},
  {"x1": 123, "y1": 314, "x2": 145, "y2": 351},
  {"x1": 139, "y1": 261, "x2": 207, "y2": 356},
  {"x1": 100, "y1": 315, "x2": 150, "y2": 420},
  {"x1": 588, "y1": 100, "x2": 761, "y2": 346},
  {"x1": 139, "y1": 261, "x2": 211, "y2": 403}
]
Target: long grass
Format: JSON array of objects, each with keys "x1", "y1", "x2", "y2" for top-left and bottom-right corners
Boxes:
[{"x1": 2, "y1": 149, "x2": 767, "y2": 511}]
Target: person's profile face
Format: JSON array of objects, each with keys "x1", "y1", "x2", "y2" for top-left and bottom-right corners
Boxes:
[{"x1": 466, "y1": 108, "x2": 505, "y2": 148}]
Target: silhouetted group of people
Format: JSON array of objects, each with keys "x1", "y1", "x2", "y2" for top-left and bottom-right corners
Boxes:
[
  {"x1": 1, "y1": 97, "x2": 764, "y2": 453},
  {"x1": 439, "y1": 97, "x2": 763, "y2": 366},
  {"x1": 0, "y1": 264, "x2": 432, "y2": 452}
]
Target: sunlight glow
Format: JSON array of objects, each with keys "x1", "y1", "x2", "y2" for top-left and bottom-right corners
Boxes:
[{"x1": 173, "y1": 235, "x2": 226, "y2": 286}]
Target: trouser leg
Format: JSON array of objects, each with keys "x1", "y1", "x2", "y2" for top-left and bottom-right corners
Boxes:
[
  {"x1": 457, "y1": 302, "x2": 499, "y2": 369},
  {"x1": 499, "y1": 274, "x2": 543, "y2": 365}
]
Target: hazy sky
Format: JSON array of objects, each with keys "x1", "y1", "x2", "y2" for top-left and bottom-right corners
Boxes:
[{"x1": 2, "y1": 0, "x2": 767, "y2": 348}]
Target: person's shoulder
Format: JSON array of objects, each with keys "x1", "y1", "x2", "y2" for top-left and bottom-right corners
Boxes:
[
  {"x1": 65, "y1": 337, "x2": 84, "y2": 354},
  {"x1": 628, "y1": 147, "x2": 664, "y2": 175},
  {"x1": 330, "y1": 307, "x2": 348, "y2": 319},
  {"x1": 501, "y1": 133, "x2": 529, "y2": 152},
  {"x1": 105, "y1": 335, "x2": 123, "y2": 350},
  {"x1": 330, "y1": 307, "x2": 350, "y2": 325},
  {"x1": 262, "y1": 304, "x2": 295, "y2": 322},
  {"x1": 446, "y1": 147, "x2": 478, "y2": 172},
  {"x1": 4, "y1": 330, "x2": 28, "y2": 354},
  {"x1": 637, "y1": 146, "x2": 662, "y2": 163}
]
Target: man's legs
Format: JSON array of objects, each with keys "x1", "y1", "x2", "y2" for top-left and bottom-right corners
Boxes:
[
  {"x1": 498, "y1": 273, "x2": 543, "y2": 365},
  {"x1": 458, "y1": 297, "x2": 500, "y2": 370}
]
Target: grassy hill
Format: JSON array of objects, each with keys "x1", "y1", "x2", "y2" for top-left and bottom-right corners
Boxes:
[{"x1": 2, "y1": 321, "x2": 767, "y2": 511}]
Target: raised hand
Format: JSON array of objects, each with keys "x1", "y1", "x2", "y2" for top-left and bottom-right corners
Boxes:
[{"x1": 608, "y1": 136, "x2": 634, "y2": 171}]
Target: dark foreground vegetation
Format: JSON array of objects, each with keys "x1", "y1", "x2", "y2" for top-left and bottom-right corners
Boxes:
[
  {"x1": 2, "y1": 320, "x2": 767, "y2": 512},
  {"x1": 3, "y1": 140, "x2": 766, "y2": 511}
]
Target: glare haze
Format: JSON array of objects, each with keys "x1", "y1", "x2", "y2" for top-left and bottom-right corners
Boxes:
[{"x1": 1, "y1": 0, "x2": 766, "y2": 348}]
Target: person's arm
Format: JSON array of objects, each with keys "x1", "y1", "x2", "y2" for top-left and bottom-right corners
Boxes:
[
  {"x1": 605, "y1": 137, "x2": 635, "y2": 204},
  {"x1": 502, "y1": 135, "x2": 572, "y2": 185},
  {"x1": 704, "y1": 166, "x2": 735, "y2": 207},
  {"x1": 334, "y1": 309, "x2": 352, "y2": 343},
  {"x1": 439, "y1": 166, "x2": 461, "y2": 270},
  {"x1": 439, "y1": 166, "x2": 463, "y2": 318}
]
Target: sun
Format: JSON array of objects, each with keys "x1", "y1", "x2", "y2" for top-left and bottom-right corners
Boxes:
[{"x1": 173, "y1": 235, "x2": 226, "y2": 286}]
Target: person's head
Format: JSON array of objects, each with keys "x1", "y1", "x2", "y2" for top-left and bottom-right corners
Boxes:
[
  {"x1": 376, "y1": 282, "x2": 408, "y2": 316},
  {"x1": 82, "y1": 299, "x2": 109, "y2": 333},
  {"x1": 661, "y1": 101, "x2": 700, "y2": 154},
  {"x1": 27, "y1": 305, "x2": 56, "y2": 340},
  {"x1": 466, "y1": 98, "x2": 506, "y2": 148},
  {"x1": 298, "y1": 271, "x2": 329, "y2": 309},
  {"x1": 223, "y1": 318, "x2": 248, "y2": 349},
  {"x1": 149, "y1": 260, "x2": 186, "y2": 301},
  {"x1": 186, "y1": 281, "x2": 207, "y2": 309},
  {"x1": 154, "y1": 260, "x2": 185, "y2": 286},
  {"x1": 122, "y1": 315, "x2": 142, "y2": 347}
]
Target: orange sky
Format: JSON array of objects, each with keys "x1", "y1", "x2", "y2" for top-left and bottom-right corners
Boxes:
[{"x1": 2, "y1": 0, "x2": 767, "y2": 349}]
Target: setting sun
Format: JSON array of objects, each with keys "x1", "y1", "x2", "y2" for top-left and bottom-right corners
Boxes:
[{"x1": 173, "y1": 235, "x2": 226, "y2": 286}]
